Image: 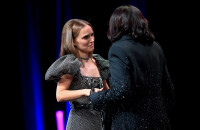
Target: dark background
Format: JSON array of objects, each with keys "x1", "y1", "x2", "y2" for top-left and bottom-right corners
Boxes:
[{"x1": 3, "y1": 0, "x2": 197, "y2": 130}]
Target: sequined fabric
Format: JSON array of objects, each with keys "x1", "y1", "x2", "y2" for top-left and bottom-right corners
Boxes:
[
  {"x1": 90, "y1": 35, "x2": 175, "y2": 130},
  {"x1": 45, "y1": 54, "x2": 109, "y2": 130}
]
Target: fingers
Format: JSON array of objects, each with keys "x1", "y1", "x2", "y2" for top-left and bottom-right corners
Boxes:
[{"x1": 93, "y1": 88, "x2": 104, "y2": 92}]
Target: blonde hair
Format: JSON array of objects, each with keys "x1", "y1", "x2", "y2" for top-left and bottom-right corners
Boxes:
[{"x1": 60, "y1": 19, "x2": 93, "y2": 59}]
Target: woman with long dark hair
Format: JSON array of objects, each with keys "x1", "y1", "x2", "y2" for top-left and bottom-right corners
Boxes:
[{"x1": 90, "y1": 5, "x2": 175, "y2": 130}]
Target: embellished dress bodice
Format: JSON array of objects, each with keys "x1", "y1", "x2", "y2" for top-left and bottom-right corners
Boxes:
[
  {"x1": 45, "y1": 54, "x2": 109, "y2": 130},
  {"x1": 70, "y1": 74, "x2": 103, "y2": 105}
]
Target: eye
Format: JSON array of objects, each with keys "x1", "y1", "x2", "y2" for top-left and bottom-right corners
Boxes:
[{"x1": 83, "y1": 35, "x2": 89, "y2": 39}]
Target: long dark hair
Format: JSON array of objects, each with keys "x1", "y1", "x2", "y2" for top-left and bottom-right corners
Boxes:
[{"x1": 107, "y1": 5, "x2": 155, "y2": 44}]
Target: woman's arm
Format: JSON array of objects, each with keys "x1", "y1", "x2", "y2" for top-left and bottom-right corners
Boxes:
[{"x1": 56, "y1": 74, "x2": 91, "y2": 102}]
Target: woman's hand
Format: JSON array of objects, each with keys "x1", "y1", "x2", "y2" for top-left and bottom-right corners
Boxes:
[
  {"x1": 84, "y1": 89, "x2": 92, "y2": 96},
  {"x1": 85, "y1": 88, "x2": 104, "y2": 96},
  {"x1": 93, "y1": 88, "x2": 104, "y2": 92}
]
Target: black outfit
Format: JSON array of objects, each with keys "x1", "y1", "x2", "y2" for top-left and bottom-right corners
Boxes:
[
  {"x1": 90, "y1": 35, "x2": 175, "y2": 130},
  {"x1": 45, "y1": 54, "x2": 109, "y2": 130}
]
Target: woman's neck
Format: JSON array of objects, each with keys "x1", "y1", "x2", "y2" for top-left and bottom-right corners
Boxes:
[{"x1": 79, "y1": 52, "x2": 91, "y2": 61}]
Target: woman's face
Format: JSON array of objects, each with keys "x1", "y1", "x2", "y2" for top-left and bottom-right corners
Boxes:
[{"x1": 74, "y1": 25, "x2": 94, "y2": 53}]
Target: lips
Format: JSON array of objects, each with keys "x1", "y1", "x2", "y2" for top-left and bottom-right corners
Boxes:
[{"x1": 89, "y1": 44, "x2": 94, "y2": 47}]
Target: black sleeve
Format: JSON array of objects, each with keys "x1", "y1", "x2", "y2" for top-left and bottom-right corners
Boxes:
[
  {"x1": 89, "y1": 45, "x2": 133, "y2": 111},
  {"x1": 162, "y1": 61, "x2": 176, "y2": 112}
]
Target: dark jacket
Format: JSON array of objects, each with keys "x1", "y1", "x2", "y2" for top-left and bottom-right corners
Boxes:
[{"x1": 90, "y1": 35, "x2": 175, "y2": 130}]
